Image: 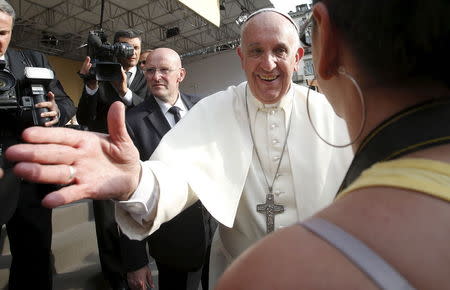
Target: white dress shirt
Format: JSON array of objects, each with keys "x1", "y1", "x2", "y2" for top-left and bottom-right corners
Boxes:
[{"x1": 154, "y1": 94, "x2": 188, "y2": 128}]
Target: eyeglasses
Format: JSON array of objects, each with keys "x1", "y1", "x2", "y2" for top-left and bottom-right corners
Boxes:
[
  {"x1": 299, "y1": 13, "x2": 313, "y2": 47},
  {"x1": 145, "y1": 68, "x2": 179, "y2": 75}
]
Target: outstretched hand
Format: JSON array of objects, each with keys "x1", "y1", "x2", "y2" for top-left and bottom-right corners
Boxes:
[{"x1": 5, "y1": 101, "x2": 141, "y2": 208}]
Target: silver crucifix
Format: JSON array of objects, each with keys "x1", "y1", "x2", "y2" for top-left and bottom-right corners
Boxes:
[{"x1": 257, "y1": 193, "x2": 285, "y2": 233}]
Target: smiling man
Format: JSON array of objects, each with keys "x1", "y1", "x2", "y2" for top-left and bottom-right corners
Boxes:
[
  {"x1": 6, "y1": 8, "x2": 352, "y2": 289},
  {"x1": 122, "y1": 11, "x2": 351, "y2": 287}
]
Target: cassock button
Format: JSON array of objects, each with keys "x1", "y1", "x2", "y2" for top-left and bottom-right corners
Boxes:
[
  {"x1": 272, "y1": 139, "x2": 279, "y2": 144},
  {"x1": 273, "y1": 156, "x2": 280, "y2": 161},
  {"x1": 270, "y1": 110, "x2": 276, "y2": 115},
  {"x1": 270, "y1": 124, "x2": 277, "y2": 129}
]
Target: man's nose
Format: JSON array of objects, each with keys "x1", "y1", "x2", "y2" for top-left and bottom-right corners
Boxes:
[
  {"x1": 151, "y1": 71, "x2": 163, "y2": 80},
  {"x1": 260, "y1": 53, "x2": 277, "y2": 71}
]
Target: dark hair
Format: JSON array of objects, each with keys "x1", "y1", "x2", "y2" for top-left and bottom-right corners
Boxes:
[
  {"x1": 314, "y1": 0, "x2": 450, "y2": 87},
  {"x1": 113, "y1": 29, "x2": 142, "y2": 43}
]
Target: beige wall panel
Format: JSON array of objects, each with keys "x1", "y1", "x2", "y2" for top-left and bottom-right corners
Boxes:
[{"x1": 47, "y1": 55, "x2": 83, "y2": 106}]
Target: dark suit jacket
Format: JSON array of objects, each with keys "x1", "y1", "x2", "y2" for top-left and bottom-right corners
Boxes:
[
  {"x1": 0, "y1": 48, "x2": 76, "y2": 223},
  {"x1": 76, "y1": 67, "x2": 147, "y2": 133},
  {"x1": 120, "y1": 92, "x2": 214, "y2": 272}
]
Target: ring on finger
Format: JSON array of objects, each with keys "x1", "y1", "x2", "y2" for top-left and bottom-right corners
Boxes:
[{"x1": 68, "y1": 165, "x2": 76, "y2": 182}]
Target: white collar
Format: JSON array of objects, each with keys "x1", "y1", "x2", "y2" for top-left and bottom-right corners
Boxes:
[
  {"x1": 154, "y1": 92, "x2": 187, "y2": 115},
  {"x1": 246, "y1": 84, "x2": 294, "y2": 128},
  {"x1": 126, "y1": 65, "x2": 137, "y2": 75}
]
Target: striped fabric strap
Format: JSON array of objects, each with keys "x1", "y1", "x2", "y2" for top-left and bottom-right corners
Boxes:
[{"x1": 302, "y1": 218, "x2": 415, "y2": 290}]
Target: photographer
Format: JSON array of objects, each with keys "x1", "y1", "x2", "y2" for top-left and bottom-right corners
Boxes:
[
  {"x1": 76, "y1": 29, "x2": 147, "y2": 289},
  {"x1": 0, "y1": 1, "x2": 76, "y2": 289},
  {"x1": 76, "y1": 29, "x2": 147, "y2": 133}
]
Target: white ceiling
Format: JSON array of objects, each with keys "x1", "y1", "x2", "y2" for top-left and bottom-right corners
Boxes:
[{"x1": 9, "y1": 0, "x2": 273, "y2": 61}]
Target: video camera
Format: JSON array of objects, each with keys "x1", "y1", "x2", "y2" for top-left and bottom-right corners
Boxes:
[
  {"x1": 84, "y1": 30, "x2": 134, "y2": 82},
  {"x1": 0, "y1": 60, "x2": 52, "y2": 127}
]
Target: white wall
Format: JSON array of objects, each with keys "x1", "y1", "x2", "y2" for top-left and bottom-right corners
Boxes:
[{"x1": 180, "y1": 49, "x2": 246, "y2": 97}]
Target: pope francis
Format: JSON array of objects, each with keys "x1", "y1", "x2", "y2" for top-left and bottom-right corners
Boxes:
[{"x1": 115, "y1": 8, "x2": 353, "y2": 287}]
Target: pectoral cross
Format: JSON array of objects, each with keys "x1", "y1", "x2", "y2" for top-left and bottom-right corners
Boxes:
[{"x1": 257, "y1": 193, "x2": 284, "y2": 233}]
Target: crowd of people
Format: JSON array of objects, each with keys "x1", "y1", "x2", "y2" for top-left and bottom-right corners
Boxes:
[{"x1": 1, "y1": 0, "x2": 449, "y2": 289}]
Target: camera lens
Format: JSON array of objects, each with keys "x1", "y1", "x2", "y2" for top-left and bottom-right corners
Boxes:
[{"x1": 0, "y1": 71, "x2": 16, "y2": 92}]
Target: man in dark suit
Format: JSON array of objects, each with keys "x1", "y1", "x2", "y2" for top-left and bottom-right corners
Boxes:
[
  {"x1": 0, "y1": 1, "x2": 76, "y2": 289},
  {"x1": 76, "y1": 29, "x2": 147, "y2": 133},
  {"x1": 76, "y1": 29, "x2": 148, "y2": 289},
  {"x1": 121, "y1": 47, "x2": 215, "y2": 290}
]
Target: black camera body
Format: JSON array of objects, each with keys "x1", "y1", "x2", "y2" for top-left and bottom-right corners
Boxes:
[
  {"x1": 85, "y1": 30, "x2": 134, "y2": 82},
  {"x1": 0, "y1": 60, "x2": 52, "y2": 127}
]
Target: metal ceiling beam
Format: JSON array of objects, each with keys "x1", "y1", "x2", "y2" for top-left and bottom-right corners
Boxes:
[{"x1": 9, "y1": 0, "x2": 273, "y2": 61}]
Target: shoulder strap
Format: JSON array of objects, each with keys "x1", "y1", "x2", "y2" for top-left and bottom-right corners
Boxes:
[
  {"x1": 339, "y1": 97, "x2": 450, "y2": 192},
  {"x1": 302, "y1": 218, "x2": 415, "y2": 290}
]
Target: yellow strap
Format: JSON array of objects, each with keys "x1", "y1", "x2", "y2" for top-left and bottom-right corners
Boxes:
[{"x1": 338, "y1": 158, "x2": 450, "y2": 202}]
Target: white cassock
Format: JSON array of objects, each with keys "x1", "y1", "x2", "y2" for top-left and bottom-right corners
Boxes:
[{"x1": 115, "y1": 81, "x2": 353, "y2": 287}]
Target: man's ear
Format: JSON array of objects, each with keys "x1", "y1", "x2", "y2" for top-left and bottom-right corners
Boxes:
[
  {"x1": 237, "y1": 46, "x2": 245, "y2": 69},
  {"x1": 294, "y1": 47, "x2": 304, "y2": 72},
  {"x1": 178, "y1": 68, "x2": 186, "y2": 82},
  {"x1": 313, "y1": 2, "x2": 339, "y2": 80}
]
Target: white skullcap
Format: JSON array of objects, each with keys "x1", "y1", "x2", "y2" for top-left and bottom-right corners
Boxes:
[{"x1": 244, "y1": 7, "x2": 299, "y2": 32}]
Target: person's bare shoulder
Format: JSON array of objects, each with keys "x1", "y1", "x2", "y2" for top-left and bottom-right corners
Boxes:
[
  {"x1": 217, "y1": 182, "x2": 450, "y2": 289},
  {"x1": 216, "y1": 222, "x2": 376, "y2": 290}
]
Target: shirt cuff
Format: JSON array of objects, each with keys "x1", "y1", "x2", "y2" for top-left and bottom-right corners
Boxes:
[
  {"x1": 121, "y1": 89, "x2": 133, "y2": 106},
  {"x1": 116, "y1": 161, "x2": 159, "y2": 225},
  {"x1": 85, "y1": 85, "x2": 98, "y2": 95}
]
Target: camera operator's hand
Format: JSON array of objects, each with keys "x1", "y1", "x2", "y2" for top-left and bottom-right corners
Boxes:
[
  {"x1": 80, "y1": 56, "x2": 98, "y2": 90},
  {"x1": 112, "y1": 67, "x2": 129, "y2": 98},
  {"x1": 0, "y1": 168, "x2": 3, "y2": 179},
  {"x1": 35, "y1": 91, "x2": 61, "y2": 127}
]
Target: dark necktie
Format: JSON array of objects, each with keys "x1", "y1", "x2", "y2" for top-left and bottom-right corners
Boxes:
[
  {"x1": 168, "y1": 106, "x2": 181, "y2": 124},
  {"x1": 125, "y1": 71, "x2": 132, "y2": 86}
]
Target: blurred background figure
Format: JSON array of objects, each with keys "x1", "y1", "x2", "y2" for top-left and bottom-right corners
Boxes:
[{"x1": 138, "y1": 49, "x2": 153, "y2": 70}]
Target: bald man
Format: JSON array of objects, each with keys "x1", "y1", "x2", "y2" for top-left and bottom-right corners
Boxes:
[{"x1": 120, "y1": 48, "x2": 214, "y2": 290}]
